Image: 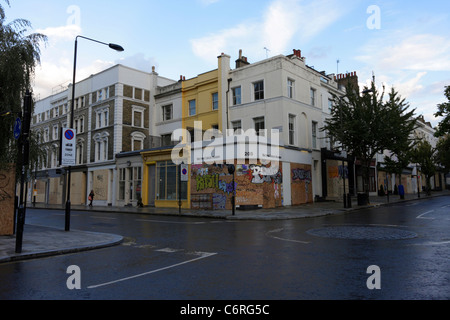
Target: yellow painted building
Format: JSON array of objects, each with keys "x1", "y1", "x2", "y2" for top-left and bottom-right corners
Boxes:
[{"x1": 141, "y1": 57, "x2": 225, "y2": 208}]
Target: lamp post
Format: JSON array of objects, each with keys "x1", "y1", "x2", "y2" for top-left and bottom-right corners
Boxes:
[{"x1": 65, "y1": 36, "x2": 124, "y2": 232}]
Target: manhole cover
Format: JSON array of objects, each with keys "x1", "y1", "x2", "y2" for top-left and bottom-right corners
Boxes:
[{"x1": 307, "y1": 225, "x2": 417, "y2": 240}]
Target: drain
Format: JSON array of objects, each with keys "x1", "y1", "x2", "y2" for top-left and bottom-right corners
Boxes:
[{"x1": 307, "y1": 225, "x2": 418, "y2": 240}]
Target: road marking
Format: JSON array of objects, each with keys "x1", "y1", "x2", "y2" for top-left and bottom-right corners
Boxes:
[
  {"x1": 412, "y1": 240, "x2": 450, "y2": 246},
  {"x1": 91, "y1": 216, "x2": 117, "y2": 220},
  {"x1": 266, "y1": 228, "x2": 310, "y2": 244},
  {"x1": 136, "y1": 219, "x2": 206, "y2": 225},
  {"x1": 87, "y1": 252, "x2": 217, "y2": 289},
  {"x1": 416, "y1": 210, "x2": 435, "y2": 219}
]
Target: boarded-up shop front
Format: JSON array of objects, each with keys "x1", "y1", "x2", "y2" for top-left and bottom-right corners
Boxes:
[{"x1": 190, "y1": 162, "x2": 283, "y2": 210}]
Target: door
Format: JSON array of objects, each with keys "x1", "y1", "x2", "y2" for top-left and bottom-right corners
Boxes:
[{"x1": 148, "y1": 165, "x2": 156, "y2": 207}]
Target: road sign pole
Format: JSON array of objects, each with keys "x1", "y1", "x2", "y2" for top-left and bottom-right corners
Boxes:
[{"x1": 15, "y1": 91, "x2": 32, "y2": 253}]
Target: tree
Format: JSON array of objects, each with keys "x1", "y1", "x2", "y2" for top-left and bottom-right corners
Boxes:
[
  {"x1": 0, "y1": 0, "x2": 47, "y2": 173},
  {"x1": 323, "y1": 80, "x2": 416, "y2": 202},
  {"x1": 435, "y1": 135, "x2": 450, "y2": 174},
  {"x1": 434, "y1": 86, "x2": 450, "y2": 137},
  {"x1": 411, "y1": 140, "x2": 437, "y2": 196}
]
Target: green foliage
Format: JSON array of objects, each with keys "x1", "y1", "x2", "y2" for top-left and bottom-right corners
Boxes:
[
  {"x1": 434, "y1": 86, "x2": 450, "y2": 137},
  {"x1": 410, "y1": 139, "x2": 436, "y2": 195},
  {"x1": 435, "y1": 135, "x2": 450, "y2": 174},
  {"x1": 0, "y1": 0, "x2": 47, "y2": 174},
  {"x1": 323, "y1": 80, "x2": 416, "y2": 193}
]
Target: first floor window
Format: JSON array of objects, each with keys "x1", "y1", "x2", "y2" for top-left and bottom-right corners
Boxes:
[
  {"x1": 232, "y1": 120, "x2": 242, "y2": 135},
  {"x1": 212, "y1": 92, "x2": 219, "y2": 110},
  {"x1": 254, "y1": 117, "x2": 265, "y2": 136},
  {"x1": 312, "y1": 121, "x2": 318, "y2": 149},
  {"x1": 189, "y1": 100, "x2": 196, "y2": 116},
  {"x1": 232, "y1": 87, "x2": 241, "y2": 105},
  {"x1": 289, "y1": 115, "x2": 296, "y2": 145},
  {"x1": 254, "y1": 81, "x2": 264, "y2": 101}
]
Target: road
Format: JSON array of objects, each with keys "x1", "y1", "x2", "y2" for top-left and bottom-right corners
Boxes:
[{"x1": 0, "y1": 196, "x2": 449, "y2": 301}]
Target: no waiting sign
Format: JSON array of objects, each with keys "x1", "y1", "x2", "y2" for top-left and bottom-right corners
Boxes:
[
  {"x1": 61, "y1": 128, "x2": 77, "y2": 166},
  {"x1": 180, "y1": 164, "x2": 189, "y2": 182}
]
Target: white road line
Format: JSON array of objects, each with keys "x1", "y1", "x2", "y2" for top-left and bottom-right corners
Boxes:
[
  {"x1": 266, "y1": 228, "x2": 310, "y2": 244},
  {"x1": 87, "y1": 252, "x2": 217, "y2": 289},
  {"x1": 413, "y1": 240, "x2": 450, "y2": 246},
  {"x1": 91, "y1": 216, "x2": 117, "y2": 220},
  {"x1": 416, "y1": 210, "x2": 435, "y2": 219},
  {"x1": 136, "y1": 219, "x2": 206, "y2": 225}
]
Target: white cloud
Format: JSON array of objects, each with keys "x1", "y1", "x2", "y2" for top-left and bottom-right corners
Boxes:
[
  {"x1": 190, "y1": 0, "x2": 346, "y2": 64},
  {"x1": 36, "y1": 24, "x2": 81, "y2": 44}
]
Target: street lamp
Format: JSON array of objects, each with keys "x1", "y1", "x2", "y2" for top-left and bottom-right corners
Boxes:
[{"x1": 65, "y1": 36, "x2": 124, "y2": 232}]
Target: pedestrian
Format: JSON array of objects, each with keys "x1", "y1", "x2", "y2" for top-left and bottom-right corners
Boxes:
[{"x1": 88, "y1": 190, "x2": 94, "y2": 207}]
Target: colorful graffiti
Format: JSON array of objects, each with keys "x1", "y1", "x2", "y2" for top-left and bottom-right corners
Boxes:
[
  {"x1": 196, "y1": 174, "x2": 219, "y2": 192},
  {"x1": 212, "y1": 193, "x2": 227, "y2": 210},
  {"x1": 249, "y1": 164, "x2": 282, "y2": 184},
  {"x1": 218, "y1": 180, "x2": 237, "y2": 195},
  {"x1": 292, "y1": 168, "x2": 312, "y2": 181}
]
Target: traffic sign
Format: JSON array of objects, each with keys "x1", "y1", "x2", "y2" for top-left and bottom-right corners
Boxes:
[
  {"x1": 13, "y1": 118, "x2": 22, "y2": 140},
  {"x1": 61, "y1": 128, "x2": 77, "y2": 166},
  {"x1": 180, "y1": 164, "x2": 189, "y2": 182}
]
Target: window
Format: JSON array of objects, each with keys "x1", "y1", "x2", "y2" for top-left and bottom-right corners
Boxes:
[
  {"x1": 232, "y1": 87, "x2": 241, "y2": 105},
  {"x1": 52, "y1": 125, "x2": 59, "y2": 141},
  {"x1": 119, "y1": 168, "x2": 126, "y2": 201},
  {"x1": 310, "y1": 88, "x2": 316, "y2": 106},
  {"x1": 76, "y1": 141, "x2": 84, "y2": 165},
  {"x1": 44, "y1": 128, "x2": 50, "y2": 142},
  {"x1": 51, "y1": 148, "x2": 58, "y2": 168},
  {"x1": 131, "y1": 132, "x2": 146, "y2": 151},
  {"x1": 161, "y1": 134, "x2": 173, "y2": 147},
  {"x1": 328, "y1": 99, "x2": 333, "y2": 113},
  {"x1": 75, "y1": 117, "x2": 85, "y2": 134},
  {"x1": 254, "y1": 81, "x2": 264, "y2": 101},
  {"x1": 157, "y1": 161, "x2": 188, "y2": 201},
  {"x1": 130, "y1": 167, "x2": 142, "y2": 201},
  {"x1": 312, "y1": 121, "x2": 318, "y2": 149},
  {"x1": 254, "y1": 117, "x2": 265, "y2": 136},
  {"x1": 93, "y1": 132, "x2": 109, "y2": 162},
  {"x1": 189, "y1": 100, "x2": 196, "y2": 116},
  {"x1": 162, "y1": 104, "x2": 173, "y2": 122},
  {"x1": 232, "y1": 120, "x2": 242, "y2": 135},
  {"x1": 289, "y1": 115, "x2": 296, "y2": 145},
  {"x1": 288, "y1": 79, "x2": 294, "y2": 99},
  {"x1": 212, "y1": 92, "x2": 219, "y2": 110},
  {"x1": 97, "y1": 88, "x2": 109, "y2": 102},
  {"x1": 96, "y1": 108, "x2": 109, "y2": 129},
  {"x1": 132, "y1": 106, "x2": 145, "y2": 128}
]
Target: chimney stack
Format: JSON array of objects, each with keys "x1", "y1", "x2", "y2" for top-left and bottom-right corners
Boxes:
[{"x1": 235, "y1": 49, "x2": 250, "y2": 68}]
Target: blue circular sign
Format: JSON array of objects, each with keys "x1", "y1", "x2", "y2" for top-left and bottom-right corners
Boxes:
[
  {"x1": 65, "y1": 129, "x2": 75, "y2": 140},
  {"x1": 182, "y1": 168, "x2": 188, "y2": 175},
  {"x1": 13, "y1": 118, "x2": 22, "y2": 140}
]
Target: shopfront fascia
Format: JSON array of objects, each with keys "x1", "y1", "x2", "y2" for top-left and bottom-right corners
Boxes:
[{"x1": 142, "y1": 148, "x2": 190, "y2": 209}]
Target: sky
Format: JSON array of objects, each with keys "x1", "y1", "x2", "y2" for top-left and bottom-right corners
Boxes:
[{"x1": 4, "y1": 0, "x2": 450, "y2": 126}]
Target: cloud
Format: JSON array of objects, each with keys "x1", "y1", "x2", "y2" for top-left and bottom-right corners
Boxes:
[
  {"x1": 36, "y1": 24, "x2": 81, "y2": 44},
  {"x1": 357, "y1": 33, "x2": 450, "y2": 72},
  {"x1": 115, "y1": 53, "x2": 158, "y2": 73},
  {"x1": 190, "y1": 0, "x2": 346, "y2": 63}
]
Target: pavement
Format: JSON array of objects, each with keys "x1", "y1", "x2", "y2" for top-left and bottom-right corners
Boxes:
[{"x1": 1, "y1": 190, "x2": 449, "y2": 264}]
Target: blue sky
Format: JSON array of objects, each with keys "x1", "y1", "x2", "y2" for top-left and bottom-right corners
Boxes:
[{"x1": 5, "y1": 0, "x2": 450, "y2": 126}]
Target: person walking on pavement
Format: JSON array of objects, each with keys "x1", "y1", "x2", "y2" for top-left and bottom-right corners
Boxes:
[{"x1": 88, "y1": 190, "x2": 95, "y2": 207}]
